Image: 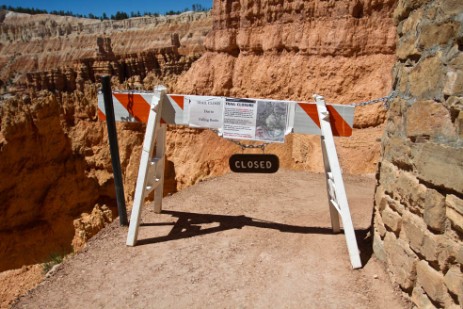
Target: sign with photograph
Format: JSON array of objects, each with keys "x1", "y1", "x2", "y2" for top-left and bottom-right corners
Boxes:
[{"x1": 222, "y1": 99, "x2": 289, "y2": 142}]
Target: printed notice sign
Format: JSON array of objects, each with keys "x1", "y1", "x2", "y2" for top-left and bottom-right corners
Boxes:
[
  {"x1": 223, "y1": 98, "x2": 289, "y2": 142},
  {"x1": 188, "y1": 97, "x2": 224, "y2": 129},
  {"x1": 223, "y1": 98, "x2": 258, "y2": 140}
]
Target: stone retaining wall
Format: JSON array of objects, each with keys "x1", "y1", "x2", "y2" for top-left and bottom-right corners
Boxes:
[{"x1": 374, "y1": 0, "x2": 463, "y2": 307}]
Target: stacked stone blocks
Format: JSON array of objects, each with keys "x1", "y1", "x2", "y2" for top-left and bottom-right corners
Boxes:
[{"x1": 374, "y1": 0, "x2": 463, "y2": 307}]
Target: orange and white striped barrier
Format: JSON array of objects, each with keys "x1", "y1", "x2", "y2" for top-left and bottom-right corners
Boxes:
[
  {"x1": 294, "y1": 102, "x2": 353, "y2": 137},
  {"x1": 98, "y1": 88, "x2": 361, "y2": 269},
  {"x1": 97, "y1": 92, "x2": 354, "y2": 137},
  {"x1": 97, "y1": 92, "x2": 186, "y2": 125}
]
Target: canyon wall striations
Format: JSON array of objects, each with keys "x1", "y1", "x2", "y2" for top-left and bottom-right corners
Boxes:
[
  {"x1": 0, "y1": 11, "x2": 210, "y2": 271},
  {"x1": 1, "y1": 88, "x2": 109, "y2": 270},
  {"x1": 171, "y1": 0, "x2": 397, "y2": 190},
  {"x1": 373, "y1": 0, "x2": 463, "y2": 307},
  {"x1": 0, "y1": 10, "x2": 211, "y2": 82},
  {"x1": 177, "y1": 0, "x2": 396, "y2": 106}
]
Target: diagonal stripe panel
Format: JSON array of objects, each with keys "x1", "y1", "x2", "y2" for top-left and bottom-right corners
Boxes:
[
  {"x1": 114, "y1": 93, "x2": 151, "y2": 123},
  {"x1": 327, "y1": 105, "x2": 353, "y2": 137},
  {"x1": 293, "y1": 103, "x2": 321, "y2": 135},
  {"x1": 98, "y1": 93, "x2": 133, "y2": 121},
  {"x1": 296, "y1": 103, "x2": 354, "y2": 137},
  {"x1": 169, "y1": 95, "x2": 184, "y2": 110},
  {"x1": 97, "y1": 108, "x2": 107, "y2": 121},
  {"x1": 163, "y1": 94, "x2": 184, "y2": 124},
  {"x1": 298, "y1": 103, "x2": 320, "y2": 128},
  {"x1": 331, "y1": 105, "x2": 354, "y2": 128}
]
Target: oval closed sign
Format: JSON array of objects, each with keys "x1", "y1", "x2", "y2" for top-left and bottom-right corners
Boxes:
[{"x1": 229, "y1": 154, "x2": 279, "y2": 173}]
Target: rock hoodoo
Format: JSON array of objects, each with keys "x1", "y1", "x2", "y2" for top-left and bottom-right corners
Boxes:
[
  {"x1": 0, "y1": 10, "x2": 211, "y2": 87},
  {"x1": 24, "y1": 35, "x2": 197, "y2": 93}
]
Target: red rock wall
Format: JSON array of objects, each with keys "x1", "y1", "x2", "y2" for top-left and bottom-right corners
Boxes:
[
  {"x1": 0, "y1": 10, "x2": 211, "y2": 272},
  {"x1": 177, "y1": 0, "x2": 396, "y2": 105},
  {"x1": 168, "y1": 0, "x2": 398, "y2": 187},
  {"x1": 0, "y1": 11, "x2": 211, "y2": 82},
  {"x1": 0, "y1": 89, "x2": 147, "y2": 271}
]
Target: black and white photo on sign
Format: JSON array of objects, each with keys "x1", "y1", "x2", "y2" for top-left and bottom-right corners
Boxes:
[
  {"x1": 255, "y1": 100, "x2": 289, "y2": 143},
  {"x1": 222, "y1": 98, "x2": 290, "y2": 142}
]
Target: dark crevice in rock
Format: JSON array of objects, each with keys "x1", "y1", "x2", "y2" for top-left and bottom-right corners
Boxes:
[
  {"x1": 417, "y1": 178, "x2": 463, "y2": 200},
  {"x1": 352, "y1": 2, "x2": 364, "y2": 19},
  {"x1": 252, "y1": 49, "x2": 264, "y2": 56},
  {"x1": 449, "y1": 107, "x2": 460, "y2": 123},
  {"x1": 392, "y1": 160, "x2": 414, "y2": 172},
  {"x1": 457, "y1": 38, "x2": 463, "y2": 52},
  {"x1": 406, "y1": 54, "x2": 421, "y2": 65},
  {"x1": 408, "y1": 135, "x2": 430, "y2": 144},
  {"x1": 427, "y1": 295, "x2": 444, "y2": 309},
  {"x1": 229, "y1": 48, "x2": 240, "y2": 58},
  {"x1": 400, "y1": 283, "x2": 414, "y2": 296},
  {"x1": 448, "y1": 291, "x2": 460, "y2": 307}
]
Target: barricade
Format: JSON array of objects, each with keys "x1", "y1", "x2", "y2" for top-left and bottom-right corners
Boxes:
[{"x1": 98, "y1": 87, "x2": 364, "y2": 268}]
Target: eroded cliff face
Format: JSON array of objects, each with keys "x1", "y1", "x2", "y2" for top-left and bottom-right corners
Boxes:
[
  {"x1": 0, "y1": 88, "x2": 147, "y2": 271},
  {"x1": 0, "y1": 10, "x2": 212, "y2": 271},
  {"x1": 169, "y1": 0, "x2": 397, "y2": 186},
  {"x1": 177, "y1": 0, "x2": 396, "y2": 104},
  {"x1": 0, "y1": 10, "x2": 211, "y2": 83}
]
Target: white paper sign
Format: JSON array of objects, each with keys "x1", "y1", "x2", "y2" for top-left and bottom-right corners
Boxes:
[
  {"x1": 223, "y1": 99, "x2": 289, "y2": 142},
  {"x1": 188, "y1": 97, "x2": 224, "y2": 129},
  {"x1": 223, "y1": 98, "x2": 257, "y2": 140}
]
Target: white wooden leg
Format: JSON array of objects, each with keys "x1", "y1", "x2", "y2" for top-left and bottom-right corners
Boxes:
[
  {"x1": 126, "y1": 86, "x2": 166, "y2": 246},
  {"x1": 314, "y1": 94, "x2": 362, "y2": 269},
  {"x1": 321, "y1": 136, "x2": 341, "y2": 233},
  {"x1": 154, "y1": 124, "x2": 167, "y2": 213}
]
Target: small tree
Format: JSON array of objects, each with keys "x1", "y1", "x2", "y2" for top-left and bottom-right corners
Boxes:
[{"x1": 113, "y1": 11, "x2": 128, "y2": 20}]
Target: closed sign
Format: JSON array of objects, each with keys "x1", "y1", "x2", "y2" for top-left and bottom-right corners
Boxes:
[{"x1": 229, "y1": 154, "x2": 279, "y2": 173}]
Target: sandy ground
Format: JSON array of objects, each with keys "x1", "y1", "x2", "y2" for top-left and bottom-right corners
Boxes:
[
  {"x1": 12, "y1": 170, "x2": 410, "y2": 308},
  {"x1": 0, "y1": 265, "x2": 43, "y2": 309}
]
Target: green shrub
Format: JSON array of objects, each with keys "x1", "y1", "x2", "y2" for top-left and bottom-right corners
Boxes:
[{"x1": 42, "y1": 253, "x2": 64, "y2": 274}]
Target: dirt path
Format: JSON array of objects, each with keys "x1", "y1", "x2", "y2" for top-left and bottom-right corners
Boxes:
[{"x1": 13, "y1": 171, "x2": 410, "y2": 308}]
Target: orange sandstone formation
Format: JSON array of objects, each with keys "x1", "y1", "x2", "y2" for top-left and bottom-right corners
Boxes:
[
  {"x1": 177, "y1": 0, "x2": 396, "y2": 108},
  {"x1": 0, "y1": 10, "x2": 211, "y2": 83},
  {"x1": 169, "y1": 0, "x2": 397, "y2": 189}
]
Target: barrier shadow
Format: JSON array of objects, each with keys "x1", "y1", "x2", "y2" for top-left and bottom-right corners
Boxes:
[{"x1": 137, "y1": 210, "x2": 373, "y2": 265}]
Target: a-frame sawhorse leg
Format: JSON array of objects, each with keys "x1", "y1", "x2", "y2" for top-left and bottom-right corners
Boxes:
[
  {"x1": 314, "y1": 95, "x2": 362, "y2": 269},
  {"x1": 126, "y1": 86, "x2": 167, "y2": 246}
]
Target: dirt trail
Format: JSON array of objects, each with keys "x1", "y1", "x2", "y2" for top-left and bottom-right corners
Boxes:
[{"x1": 13, "y1": 170, "x2": 410, "y2": 308}]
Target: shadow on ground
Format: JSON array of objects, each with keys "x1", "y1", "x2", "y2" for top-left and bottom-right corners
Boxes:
[{"x1": 138, "y1": 210, "x2": 373, "y2": 266}]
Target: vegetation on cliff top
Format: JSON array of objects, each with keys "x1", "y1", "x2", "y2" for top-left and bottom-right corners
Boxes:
[{"x1": 0, "y1": 3, "x2": 210, "y2": 20}]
